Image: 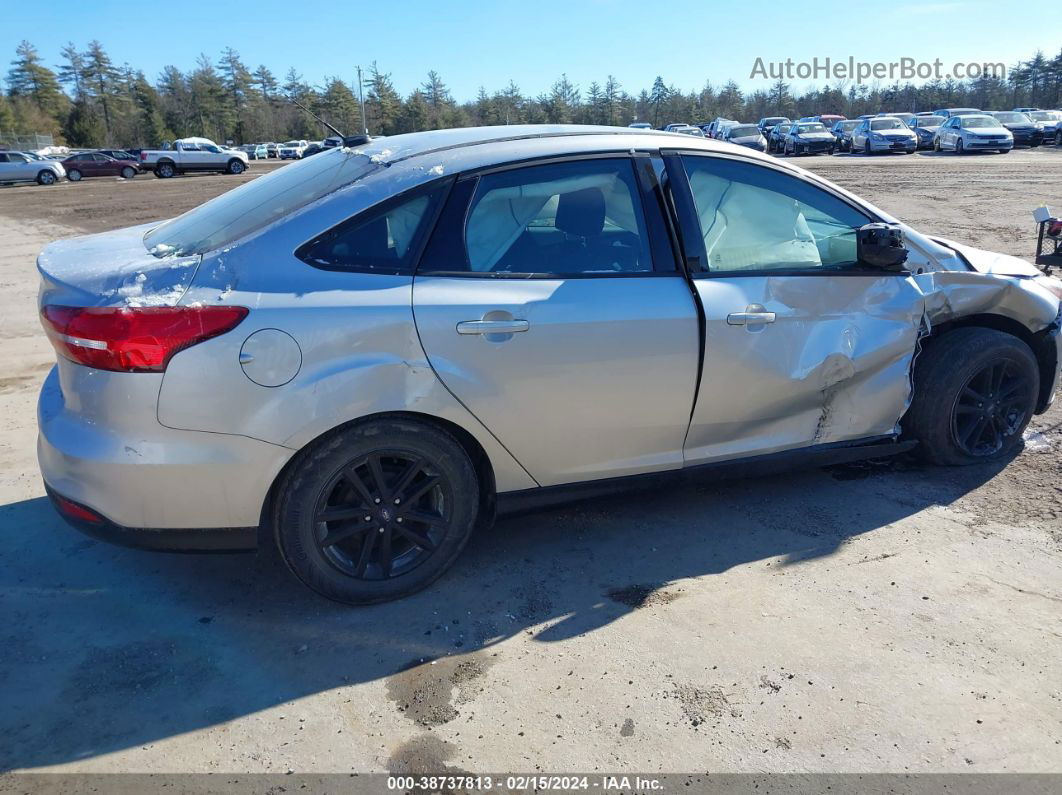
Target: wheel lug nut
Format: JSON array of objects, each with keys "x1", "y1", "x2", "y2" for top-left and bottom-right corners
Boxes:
[
  {"x1": 374, "y1": 498, "x2": 381, "y2": 504},
  {"x1": 394, "y1": 498, "x2": 401, "y2": 504},
  {"x1": 378, "y1": 527, "x2": 385, "y2": 533},
  {"x1": 396, "y1": 517, "x2": 403, "y2": 523},
  {"x1": 364, "y1": 515, "x2": 371, "y2": 522}
]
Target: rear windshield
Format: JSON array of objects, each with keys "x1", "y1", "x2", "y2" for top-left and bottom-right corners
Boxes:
[
  {"x1": 143, "y1": 147, "x2": 375, "y2": 257},
  {"x1": 796, "y1": 123, "x2": 826, "y2": 133},
  {"x1": 913, "y1": 117, "x2": 944, "y2": 127},
  {"x1": 729, "y1": 125, "x2": 760, "y2": 137},
  {"x1": 764, "y1": 117, "x2": 788, "y2": 125},
  {"x1": 1029, "y1": 111, "x2": 1060, "y2": 121},
  {"x1": 870, "y1": 119, "x2": 905, "y2": 130},
  {"x1": 838, "y1": 121, "x2": 860, "y2": 131},
  {"x1": 992, "y1": 112, "x2": 1027, "y2": 123}
]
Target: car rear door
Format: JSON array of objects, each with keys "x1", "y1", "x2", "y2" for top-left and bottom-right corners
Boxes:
[
  {"x1": 412, "y1": 155, "x2": 701, "y2": 487},
  {"x1": 664, "y1": 151, "x2": 925, "y2": 464}
]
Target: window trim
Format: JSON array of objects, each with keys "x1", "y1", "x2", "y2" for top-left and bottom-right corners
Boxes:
[
  {"x1": 414, "y1": 153, "x2": 681, "y2": 280},
  {"x1": 294, "y1": 177, "x2": 453, "y2": 275},
  {"x1": 661, "y1": 150, "x2": 908, "y2": 279}
]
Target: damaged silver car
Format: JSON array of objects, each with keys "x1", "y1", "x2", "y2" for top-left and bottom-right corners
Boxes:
[{"x1": 36, "y1": 126, "x2": 1062, "y2": 604}]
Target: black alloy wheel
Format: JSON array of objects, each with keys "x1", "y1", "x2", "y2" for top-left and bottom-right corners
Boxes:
[{"x1": 950, "y1": 360, "x2": 1034, "y2": 458}]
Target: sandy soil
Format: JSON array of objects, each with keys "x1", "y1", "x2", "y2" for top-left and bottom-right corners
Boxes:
[{"x1": 0, "y1": 149, "x2": 1060, "y2": 776}]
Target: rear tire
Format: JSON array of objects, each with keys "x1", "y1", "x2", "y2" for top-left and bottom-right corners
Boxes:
[
  {"x1": 275, "y1": 418, "x2": 480, "y2": 604},
  {"x1": 155, "y1": 161, "x2": 176, "y2": 178},
  {"x1": 66, "y1": 169, "x2": 82, "y2": 182},
  {"x1": 905, "y1": 328, "x2": 1039, "y2": 465}
]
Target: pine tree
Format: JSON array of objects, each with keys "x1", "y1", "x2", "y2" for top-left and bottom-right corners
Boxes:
[
  {"x1": 82, "y1": 40, "x2": 119, "y2": 142},
  {"x1": 7, "y1": 41, "x2": 65, "y2": 121},
  {"x1": 649, "y1": 76, "x2": 668, "y2": 127},
  {"x1": 603, "y1": 75, "x2": 622, "y2": 125},
  {"x1": 365, "y1": 62, "x2": 402, "y2": 135}
]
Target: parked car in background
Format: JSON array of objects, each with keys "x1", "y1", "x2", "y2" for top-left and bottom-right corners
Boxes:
[
  {"x1": 782, "y1": 121, "x2": 835, "y2": 155},
  {"x1": 722, "y1": 123, "x2": 767, "y2": 151},
  {"x1": 908, "y1": 115, "x2": 946, "y2": 149},
  {"x1": 278, "y1": 140, "x2": 308, "y2": 160},
  {"x1": 96, "y1": 149, "x2": 138, "y2": 163},
  {"x1": 813, "y1": 114, "x2": 846, "y2": 127},
  {"x1": 830, "y1": 119, "x2": 861, "y2": 152},
  {"x1": 301, "y1": 137, "x2": 344, "y2": 157},
  {"x1": 670, "y1": 125, "x2": 705, "y2": 137},
  {"x1": 266, "y1": 143, "x2": 280, "y2": 158},
  {"x1": 933, "y1": 114, "x2": 1013, "y2": 154},
  {"x1": 857, "y1": 114, "x2": 876, "y2": 119},
  {"x1": 0, "y1": 150, "x2": 65, "y2": 185},
  {"x1": 1013, "y1": 107, "x2": 1039, "y2": 113},
  {"x1": 62, "y1": 152, "x2": 140, "y2": 181},
  {"x1": 1025, "y1": 111, "x2": 1062, "y2": 144},
  {"x1": 988, "y1": 112, "x2": 1044, "y2": 147},
  {"x1": 35, "y1": 125, "x2": 1062, "y2": 604},
  {"x1": 139, "y1": 137, "x2": 250, "y2": 177},
  {"x1": 878, "y1": 112, "x2": 915, "y2": 125},
  {"x1": 851, "y1": 117, "x2": 918, "y2": 154},
  {"x1": 240, "y1": 144, "x2": 268, "y2": 160},
  {"x1": 757, "y1": 116, "x2": 789, "y2": 137},
  {"x1": 628, "y1": 122, "x2": 652, "y2": 129},
  {"x1": 767, "y1": 122, "x2": 792, "y2": 153},
  {"x1": 662, "y1": 123, "x2": 689, "y2": 131},
  {"x1": 932, "y1": 108, "x2": 981, "y2": 119},
  {"x1": 705, "y1": 118, "x2": 737, "y2": 139}
]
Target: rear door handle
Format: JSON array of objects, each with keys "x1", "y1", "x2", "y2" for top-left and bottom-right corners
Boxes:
[
  {"x1": 726, "y1": 311, "x2": 776, "y2": 325},
  {"x1": 456, "y1": 319, "x2": 530, "y2": 335}
]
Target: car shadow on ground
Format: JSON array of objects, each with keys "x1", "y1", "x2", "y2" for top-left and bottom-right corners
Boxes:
[{"x1": 0, "y1": 452, "x2": 1010, "y2": 770}]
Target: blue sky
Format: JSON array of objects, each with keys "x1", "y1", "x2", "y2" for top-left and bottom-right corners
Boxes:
[{"x1": 5, "y1": 0, "x2": 1055, "y2": 100}]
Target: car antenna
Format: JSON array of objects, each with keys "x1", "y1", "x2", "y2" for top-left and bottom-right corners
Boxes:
[{"x1": 290, "y1": 99, "x2": 369, "y2": 148}]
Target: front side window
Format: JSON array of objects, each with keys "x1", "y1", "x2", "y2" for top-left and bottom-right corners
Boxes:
[
  {"x1": 680, "y1": 156, "x2": 870, "y2": 273},
  {"x1": 297, "y1": 185, "x2": 443, "y2": 273},
  {"x1": 444, "y1": 158, "x2": 653, "y2": 276}
]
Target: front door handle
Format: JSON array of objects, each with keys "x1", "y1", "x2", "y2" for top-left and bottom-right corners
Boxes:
[
  {"x1": 726, "y1": 311, "x2": 776, "y2": 326},
  {"x1": 456, "y1": 319, "x2": 530, "y2": 335}
]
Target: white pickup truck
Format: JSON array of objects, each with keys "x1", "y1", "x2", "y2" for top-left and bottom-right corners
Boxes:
[{"x1": 139, "y1": 137, "x2": 250, "y2": 178}]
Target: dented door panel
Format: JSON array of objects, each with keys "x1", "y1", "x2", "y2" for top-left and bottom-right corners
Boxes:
[{"x1": 685, "y1": 273, "x2": 926, "y2": 464}]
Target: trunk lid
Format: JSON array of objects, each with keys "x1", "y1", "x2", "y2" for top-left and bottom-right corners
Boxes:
[{"x1": 37, "y1": 222, "x2": 199, "y2": 310}]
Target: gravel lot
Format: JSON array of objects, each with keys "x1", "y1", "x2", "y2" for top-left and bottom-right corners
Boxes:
[{"x1": 0, "y1": 148, "x2": 1060, "y2": 775}]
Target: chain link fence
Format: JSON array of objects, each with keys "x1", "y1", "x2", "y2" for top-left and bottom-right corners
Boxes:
[{"x1": 0, "y1": 131, "x2": 56, "y2": 151}]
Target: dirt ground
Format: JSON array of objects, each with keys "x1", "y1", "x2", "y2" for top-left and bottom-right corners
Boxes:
[{"x1": 0, "y1": 148, "x2": 1060, "y2": 776}]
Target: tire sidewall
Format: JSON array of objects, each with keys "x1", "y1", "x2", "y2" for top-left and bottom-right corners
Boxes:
[
  {"x1": 276, "y1": 419, "x2": 480, "y2": 604},
  {"x1": 908, "y1": 329, "x2": 1039, "y2": 465},
  {"x1": 67, "y1": 169, "x2": 81, "y2": 182},
  {"x1": 121, "y1": 166, "x2": 136, "y2": 179}
]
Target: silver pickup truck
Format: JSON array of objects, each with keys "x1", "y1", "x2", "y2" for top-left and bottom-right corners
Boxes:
[{"x1": 138, "y1": 137, "x2": 249, "y2": 178}]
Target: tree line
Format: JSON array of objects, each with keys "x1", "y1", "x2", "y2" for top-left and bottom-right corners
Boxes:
[{"x1": 3, "y1": 40, "x2": 1061, "y2": 148}]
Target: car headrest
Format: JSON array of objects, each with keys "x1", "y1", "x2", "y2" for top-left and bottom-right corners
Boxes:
[{"x1": 555, "y1": 187, "x2": 605, "y2": 238}]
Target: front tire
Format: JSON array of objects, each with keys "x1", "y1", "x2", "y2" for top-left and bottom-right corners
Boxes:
[
  {"x1": 36, "y1": 170, "x2": 57, "y2": 185},
  {"x1": 275, "y1": 418, "x2": 480, "y2": 604},
  {"x1": 955, "y1": 139, "x2": 965, "y2": 155},
  {"x1": 905, "y1": 328, "x2": 1039, "y2": 465},
  {"x1": 227, "y1": 158, "x2": 245, "y2": 175},
  {"x1": 864, "y1": 140, "x2": 872, "y2": 155},
  {"x1": 121, "y1": 166, "x2": 136, "y2": 179}
]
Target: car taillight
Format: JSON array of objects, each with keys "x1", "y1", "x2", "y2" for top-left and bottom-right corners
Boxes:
[{"x1": 41, "y1": 305, "x2": 248, "y2": 372}]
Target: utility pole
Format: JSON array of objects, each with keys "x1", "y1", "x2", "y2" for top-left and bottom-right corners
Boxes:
[{"x1": 356, "y1": 65, "x2": 368, "y2": 135}]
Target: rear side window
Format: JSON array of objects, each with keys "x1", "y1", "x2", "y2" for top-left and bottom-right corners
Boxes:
[
  {"x1": 421, "y1": 158, "x2": 653, "y2": 276},
  {"x1": 296, "y1": 184, "x2": 445, "y2": 274}
]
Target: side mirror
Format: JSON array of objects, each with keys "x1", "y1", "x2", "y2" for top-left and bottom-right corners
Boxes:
[{"x1": 857, "y1": 223, "x2": 909, "y2": 271}]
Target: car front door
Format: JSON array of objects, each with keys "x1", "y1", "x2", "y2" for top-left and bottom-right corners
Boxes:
[
  {"x1": 665, "y1": 151, "x2": 925, "y2": 464},
  {"x1": 412, "y1": 155, "x2": 701, "y2": 487},
  {"x1": 5, "y1": 152, "x2": 34, "y2": 180}
]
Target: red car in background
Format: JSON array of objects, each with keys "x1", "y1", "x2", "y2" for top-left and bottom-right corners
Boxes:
[{"x1": 61, "y1": 152, "x2": 140, "y2": 181}]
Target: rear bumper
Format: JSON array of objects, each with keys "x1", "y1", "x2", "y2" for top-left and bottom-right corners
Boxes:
[
  {"x1": 45, "y1": 483, "x2": 257, "y2": 551},
  {"x1": 37, "y1": 365, "x2": 293, "y2": 544}
]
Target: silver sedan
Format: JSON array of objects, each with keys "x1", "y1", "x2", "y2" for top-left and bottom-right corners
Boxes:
[
  {"x1": 850, "y1": 117, "x2": 918, "y2": 154},
  {"x1": 36, "y1": 126, "x2": 1062, "y2": 603}
]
